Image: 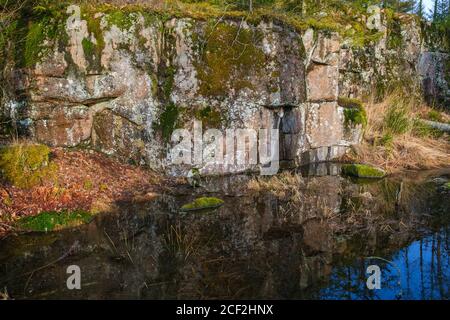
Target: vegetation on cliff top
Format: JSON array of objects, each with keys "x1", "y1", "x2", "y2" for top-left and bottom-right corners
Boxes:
[
  {"x1": 1, "y1": 0, "x2": 448, "y2": 75},
  {"x1": 2, "y1": 0, "x2": 440, "y2": 68}
]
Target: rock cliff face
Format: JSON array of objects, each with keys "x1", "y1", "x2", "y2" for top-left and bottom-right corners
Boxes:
[{"x1": 2, "y1": 7, "x2": 449, "y2": 175}]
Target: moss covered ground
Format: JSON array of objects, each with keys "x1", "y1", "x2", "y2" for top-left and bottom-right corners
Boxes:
[
  {"x1": 16, "y1": 210, "x2": 93, "y2": 232},
  {"x1": 0, "y1": 143, "x2": 57, "y2": 189}
]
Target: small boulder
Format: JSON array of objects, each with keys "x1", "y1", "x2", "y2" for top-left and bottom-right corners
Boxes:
[
  {"x1": 341, "y1": 164, "x2": 386, "y2": 179},
  {"x1": 180, "y1": 197, "x2": 224, "y2": 212}
]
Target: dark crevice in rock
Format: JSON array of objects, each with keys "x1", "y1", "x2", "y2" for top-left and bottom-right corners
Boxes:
[
  {"x1": 83, "y1": 97, "x2": 120, "y2": 106},
  {"x1": 262, "y1": 104, "x2": 300, "y2": 110}
]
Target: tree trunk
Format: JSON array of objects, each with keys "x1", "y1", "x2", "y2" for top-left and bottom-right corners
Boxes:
[{"x1": 421, "y1": 120, "x2": 450, "y2": 132}]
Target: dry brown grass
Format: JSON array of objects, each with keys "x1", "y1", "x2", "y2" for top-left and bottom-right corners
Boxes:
[
  {"x1": 247, "y1": 171, "x2": 304, "y2": 199},
  {"x1": 346, "y1": 93, "x2": 450, "y2": 173}
]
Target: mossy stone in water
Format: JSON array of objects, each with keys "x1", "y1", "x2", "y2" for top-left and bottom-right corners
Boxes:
[
  {"x1": 341, "y1": 164, "x2": 386, "y2": 179},
  {"x1": 181, "y1": 197, "x2": 224, "y2": 212},
  {"x1": 17, "y1": 210, "x2": 93, "y2": 232}
]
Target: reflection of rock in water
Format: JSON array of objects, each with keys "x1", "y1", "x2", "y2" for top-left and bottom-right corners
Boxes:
[{"x1": 0, "y1": 170, "x2": 448, "y2": 299}]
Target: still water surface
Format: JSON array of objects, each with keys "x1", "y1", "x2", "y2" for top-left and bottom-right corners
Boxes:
[{"x1": 0, "y1": 165, "x2": 448, "y2": 299}]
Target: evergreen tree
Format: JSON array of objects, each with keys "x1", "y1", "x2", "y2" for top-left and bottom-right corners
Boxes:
[
  {"x1": 416, "y1": 0, "x2": 425, "y2": 17},
  {"x1": 433, "y1": 0, "x2": 450, "y2": 21},
  {"x1": 433, "y1": 0, "x2": 439, "y2": 20},
  {"x1": 382, "y1": 0, "x2": 416, "y2": 12}
]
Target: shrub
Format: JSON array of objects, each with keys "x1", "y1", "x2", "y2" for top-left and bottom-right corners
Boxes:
[{"x1": 0, "y1": 143, "x2": 57, "y2": 188}]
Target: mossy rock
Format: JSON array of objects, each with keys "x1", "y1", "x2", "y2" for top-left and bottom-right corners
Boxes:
[
  {"x1": 341, "y1": 164, "x2": 386, "y2": 179},
  {"x1": 443, "y1": 182, "x2": 450, "y2": 191},
  {"x1": 16, "y1": 210, "x2": 93, "y2": 232},
  {"x1": 195, "y1": 22, "x2": 265, "y2": 96},
  {"x1": 180, "y1": 197, "x2": 224, "y2": 212},
  {"x1": 105, "y1": 10, "x2": 137, "y2": 31},
  {"x1": 0, "y1": 144, "x2": 57, "y2": 189},
  {"x1": 338, "y1": 97, "x2": 367, "y2": 128},
  {"x1": 194, "y1": 105, "x2": 223, "y2": 129}
]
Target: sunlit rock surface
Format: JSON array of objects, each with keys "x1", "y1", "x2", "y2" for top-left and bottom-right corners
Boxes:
[{"x1": 3, "y1": 9, "x2": 449, "y2": 175}]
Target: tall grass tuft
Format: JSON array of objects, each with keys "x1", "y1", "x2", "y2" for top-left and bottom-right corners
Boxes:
[{"x1": 383, "y1": 105, "x2": 410, "y2": 135}]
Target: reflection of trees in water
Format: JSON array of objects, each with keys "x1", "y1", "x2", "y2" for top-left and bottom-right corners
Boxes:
[
  {"x1": 320, "y1": 228, "x2": 449, "y2": 300},
  {"x1": 319, "y1": 259, "x2": 401, "y2": 300}
]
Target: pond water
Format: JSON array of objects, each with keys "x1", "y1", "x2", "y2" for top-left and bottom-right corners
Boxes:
[{"x1": 0, "y1": 165, "x2": 448, "y2": 300}]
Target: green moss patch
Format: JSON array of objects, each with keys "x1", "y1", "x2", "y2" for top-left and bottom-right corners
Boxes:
[
  {"x1": 154, "y1": 103, "x2": 183, "y2": 142},
  {"x1": 338, "y1": 97, "x2": 367, "y2": 128},
  {"x1": 80, "y1": 9, "x2": 106, "y2": 72},
  {"x1": 23, "y1": 17, "x2": 60, "y2": 67},
  {"x1": 0, "y1": 144, "x2": 57, "y2": 189},
  {"x1": 81, "y1": 35, "x2": 100, "y2": 70},
  {"x1": 195, "y1": 22, "x2": 265, "y2": 96},
  {"x1": 180, "y1": 197, "x2": 224, "y2": 212},
  {"x1": 195, "y1": 106, "x2": 223, "y2": 129},
  {"x1": 20, "y1": 2, "x2": 67, "y2": 68},
  {"x1": 341, "y1": 164, "x2": 386, "y2": 179},
  {"x1": 82, "y1": 37, "x2": 95, "y2": 57},
  {"x1": 105, "y1": 10, "x2": 136, "y2": 31},
  {"x1": 386, "y1": 15, "x2": 403, "y2": 50},
  {"x1": 16, "y1": 210, "x2": 93, "y2": 232}
]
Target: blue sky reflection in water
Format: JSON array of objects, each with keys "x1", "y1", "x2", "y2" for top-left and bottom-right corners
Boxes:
[{"x1": 320, "y1": 229, "x2": 449, "y2": 300}]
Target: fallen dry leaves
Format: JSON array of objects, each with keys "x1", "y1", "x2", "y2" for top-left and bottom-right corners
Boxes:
[{"x1": 0, "y1": 148, "x2": 169, "y2": 234}]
